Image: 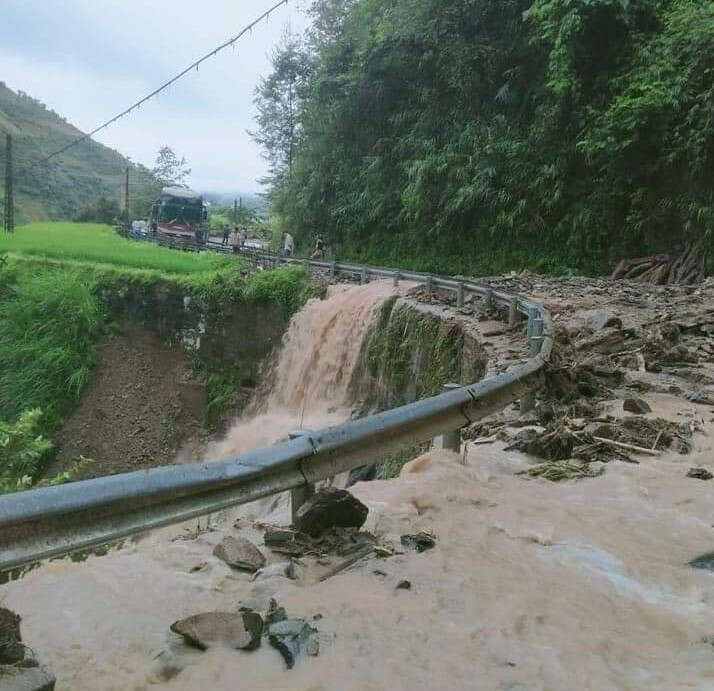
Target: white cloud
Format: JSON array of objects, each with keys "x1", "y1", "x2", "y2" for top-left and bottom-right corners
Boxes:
[{"x1": 1, "y1": 0, "x2": 310, "y2": 192}]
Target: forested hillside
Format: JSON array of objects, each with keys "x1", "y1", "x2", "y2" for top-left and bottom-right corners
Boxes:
[
  {"x1": 0, "y1": 83, "x2": 156, "y2": 224},
  {"x1": 255, "y1": 0, "x2": 714, "y2": 275}
]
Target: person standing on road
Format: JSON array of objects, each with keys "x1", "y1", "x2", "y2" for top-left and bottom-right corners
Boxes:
[
  {"x1": 311, "y1": 236, "x2": 325, "y2": 261},
  {"x1": 283, "y1": 232, "x2": 294, "y2": 257},
  {"x1": 222, "y1": 226, "x2": 230, "y2": 245}
]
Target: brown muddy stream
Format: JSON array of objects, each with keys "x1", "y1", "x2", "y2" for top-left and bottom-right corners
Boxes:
[{"x1": 4, "y1": 282, "x2": 714, "y2": 690}]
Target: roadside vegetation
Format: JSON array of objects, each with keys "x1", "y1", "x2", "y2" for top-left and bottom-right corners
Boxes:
[
  {"x1": 0, "y1": 222, "x2": 321, "y2": 492},
  {"x1": 254, "y1": 0, "x2": 714, "y2": 275}
]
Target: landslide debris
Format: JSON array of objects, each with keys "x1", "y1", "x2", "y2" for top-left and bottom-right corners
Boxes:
[
  {"x1": 294, "y1": 488, "x2": 369, "y2": 538},
  {"x1": 169, "y1": 599, "x2": 320, "y2": 673},
  {"x1": 212, "y1": 536, "x2": 266, "y2": 572}
]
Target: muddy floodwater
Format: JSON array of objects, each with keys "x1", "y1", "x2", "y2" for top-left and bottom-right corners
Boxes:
[
  {"x1": 4, "y1": 280, "x2": 714, "y2": 690},
  {"x1": 6, "y1": 426, "x2": 714, "y2": 690}
]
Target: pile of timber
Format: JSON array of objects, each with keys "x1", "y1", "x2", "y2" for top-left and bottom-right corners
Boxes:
[{"x1": 611, "y1": 245, "x2": 709, "y2": 285}]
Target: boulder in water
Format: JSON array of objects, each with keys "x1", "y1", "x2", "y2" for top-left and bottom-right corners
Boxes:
[
  {"x1": 0, "y1": 607, "x2": 24, "y2": 664},
  {"x1": 268, "y1": 619, "x2": 319, "y2": 669},
  {"x1": 170, "y1": 611, "x2": 263, "y2": 651},
  {"x1": 294, "y1": 488, "x2": 368, "y2": 538},
  {"x1": 213, "y1": 536, "x2": 266, "y2": 572},
  {"x1": 623, "y1": 398, "x2": 652, "y2": 415},
  {"x1": 0, "y1": 667, "x2": 56, "y2": 691}
]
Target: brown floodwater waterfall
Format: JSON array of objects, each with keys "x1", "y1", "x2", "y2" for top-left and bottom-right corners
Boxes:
[{"x1": 205, "y1": 280, "x2": 399, "y2": 460}]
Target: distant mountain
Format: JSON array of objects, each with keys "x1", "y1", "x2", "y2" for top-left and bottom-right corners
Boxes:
[
  {"x1": 0, "y1": 83, "x2": 156, "y2": 224},
  {"x1": 202, "y1": 191, "x2": 267, "y2": 215}
]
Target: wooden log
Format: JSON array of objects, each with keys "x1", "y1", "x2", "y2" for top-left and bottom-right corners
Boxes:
[
  {"x1": 591, "y1": 436, "x2": 661, "y2": 457},
  {"x1": 624, "y1": 261, "x2": 655, "y2": 279},
  {"x1": 610, "y1": 259, "x2": 628, "y2": 280}
]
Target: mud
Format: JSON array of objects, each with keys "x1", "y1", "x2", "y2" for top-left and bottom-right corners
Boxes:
[
  {"x1": 47, "y1": 323, "x2": 208, "y2": 480},
  {"x1": 5, "y1": 274, "x2": 714, "y2": 690}
]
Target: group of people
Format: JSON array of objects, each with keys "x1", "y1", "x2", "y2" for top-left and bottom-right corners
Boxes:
[
  {"x1": 282, "y1": 232, "x2": 326, "y2": 260},
  {"x1": 222, "y1": 226, "x2": 248, "y2": 253}
]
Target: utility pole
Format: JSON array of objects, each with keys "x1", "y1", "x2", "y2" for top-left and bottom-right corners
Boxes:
[
  {"x1": 3, "y1": 134, "x2": 14, "y2": 232},
  {"x1": 124, "y1": 166, "x2": 130, "y2": 227}
]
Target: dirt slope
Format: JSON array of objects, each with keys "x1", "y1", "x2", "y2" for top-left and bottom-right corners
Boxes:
[{"x1": 47, "y1": 323, "x2": 207, "y2": 480}]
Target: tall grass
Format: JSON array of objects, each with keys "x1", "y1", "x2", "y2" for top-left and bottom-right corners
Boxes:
[
  {"x1": 0, "y1": 222, "x2": 235, "y2": 275},
  {"x1": 0, "y1": 267, "x2": 102, "y2": 428}
]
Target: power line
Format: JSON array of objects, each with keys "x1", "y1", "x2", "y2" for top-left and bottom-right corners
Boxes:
[{"x1": 41, "y1": 0, "x2": 290, "y2": 165}]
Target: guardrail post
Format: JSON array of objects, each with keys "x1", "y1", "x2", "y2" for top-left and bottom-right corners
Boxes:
[
  {"x1": 360, "y1": 268, "x2": 368, "y2": 285},
  {"x1": 426, "y1": 275, "x2": 433, "y2": 296},
  {"x1": 435, "y1": 383, "x2": 462, "y2": 453},
  {"x1": 520, "y1": 307, "x2": 543, "y2": 415},
  {"x1": 393, "y1": 272, "x2": 400, "y2": 288},
  {"x1": 331, "y1": 261, "x2": 337, "y2": 278},
  {"x1": 528, "y1": 308, "x2": 544, "y2": 357},
  {"x1": 456, "y1": 282, "x2": 465, "y2": 308},
  {"x1": 288, "y1": 430, "x2": 315, "y2": 524},
  {"x1": 485, "y1": 288, "x2": 493, "y2": 310},
  {"x1": 508, "y1": 296, "x2": 518, "y2": 327}
]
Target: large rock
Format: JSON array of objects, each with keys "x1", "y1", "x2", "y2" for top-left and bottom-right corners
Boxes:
[
  {"x1": 213, "y1": 536, "x2": 266, "y2": 572},
  {"x1": 170, "y1": 611, "x2": 263, "y2": 651},
  {"x1": 268, "y1": 619, "x2": 319, "y2": 669},
  {"x1": 294, "y1": 488, "x2": 368, "y2": 538},
  {"x1": 585, "y1": 309, "x2": 623, "y2": 331},
  {"x1": 0, "y1": 607, "x2": 24, "y2": 664},
  {"x1": 623, "y1": 398, "x2": 652, "y2": 415},
  {"x1": 0, "y1": 667, "x2": 56, "y2": 691}
]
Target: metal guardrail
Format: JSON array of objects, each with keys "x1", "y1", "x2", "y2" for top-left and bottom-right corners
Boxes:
[{"x1": 0, "y1": 250, "x2": 552, "y2": 572}]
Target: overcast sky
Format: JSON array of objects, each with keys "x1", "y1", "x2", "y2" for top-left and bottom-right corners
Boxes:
[{"x1": 1, "y1": 0, "x2": 310, "y2": 193}]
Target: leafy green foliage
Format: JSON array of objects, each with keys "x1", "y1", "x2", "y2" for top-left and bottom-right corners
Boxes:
[
  {"x1": 243, "y1": 265, "x2": 325, "y2": 315},
  {"x1": 255, "y1": 0, "x2": 714, "y2": 274},
  {"x1": 75, "y1": 195, "x2": 122, "y2": 224},
  {"x1": 0, "y1": 409, "x2": 53, "y2": 493},
  {"x1": 0, "y1": 268, "x2": 102, "y2": 428}
]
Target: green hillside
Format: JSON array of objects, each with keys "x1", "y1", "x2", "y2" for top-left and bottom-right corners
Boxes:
[{"x1": 0, "y1": 82, "x2": 156, "y2": 224}]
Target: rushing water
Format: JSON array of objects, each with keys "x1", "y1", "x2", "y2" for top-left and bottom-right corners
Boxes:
[
  {"x1": 205, "y1": 280, "x2": 398, "y2": 460},
  {"x1": 4, "y1": 284, "x2": 714, "y2": 690}
]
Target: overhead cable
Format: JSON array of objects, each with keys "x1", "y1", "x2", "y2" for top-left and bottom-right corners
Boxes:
[{"x1": 41, "y1": 0, "x2": 289, "y2": 164}]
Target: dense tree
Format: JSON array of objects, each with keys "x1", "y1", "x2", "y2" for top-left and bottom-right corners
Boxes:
[
  {"x1": 250, "y1": 29, "x2": 313, "y2": 189},
  {"x1": 151, "y1": 146, "x2": 191, "y2": 187},
  {"x1": 253, "y1": 0, "x2": 714, "y2": 274},
  {"x1": 75, "y1": 195, "x2": 121, "y2": 224}
]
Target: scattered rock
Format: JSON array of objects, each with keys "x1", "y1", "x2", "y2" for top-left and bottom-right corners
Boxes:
[
  {"x1": 585, "y1": 310, "x2": 623, "y2": 331},
  {"x1": 268, "y1": 619, "x2": 319, "y2": 669},
  {"x1": 684, "y1": 390, "x2": 714, "y2": 406},
  {"x1": 252, "y1": 561, "x2": 296, "y2": 581},
  {"x1": 623, "y1": 398, "x2": 652, "y2": 415},
  {"x1": 170, "y1": 611, "x2": 263, "y2": 651},
  {"x1": 0, "y1": 607, "x2": 24, "y2": 664},
  {"x1": 239, "y1": 597, "x2": 287, "y2": 627},
  {"x1": 0, "y1": 666, "x2": 56, "y2": 691},
  {"x1": 517, "y1": 459, "x2": 605, "y2": 482},
  {"x1": 395, "y1": 580, "x2": 412, "y2": 590},
  {"x1": 213, "y1": 536, "x2": 266, "y2": 572},
  {"x1": 264, "y1": 529, "x2": 313, "y2": 556},
  {"x1": 686, "y1": 468, "x2": 713, "y2": 481},
  {"x1": 401, "y1": 532, "x2": 436, "y2": 553},
  {"x1": 689, "y1": 553, "x2": 714, "y2": 572},
  {"x1": 294, "y1": 488, "x2": 368, "y2": 538}
]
